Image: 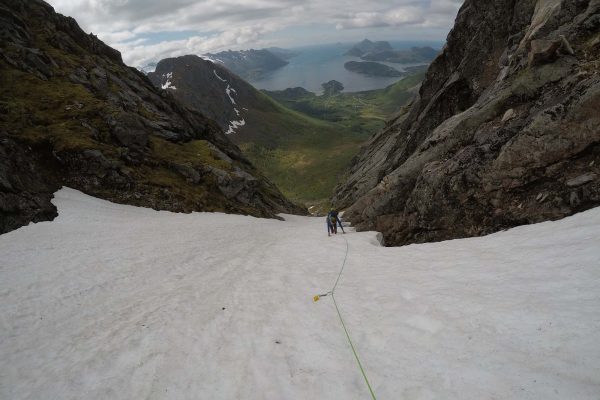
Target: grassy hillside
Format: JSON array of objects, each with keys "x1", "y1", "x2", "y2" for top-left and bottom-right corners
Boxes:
[
  {"x1": 238, "y1": 92, "x2": 364, "y2": 204},
  {"x1": 265, "y1": 72, "x2": 425, "y2": 137},
  {"x1": 242, "y1": 73, "x2": 425, "y2": 205}
]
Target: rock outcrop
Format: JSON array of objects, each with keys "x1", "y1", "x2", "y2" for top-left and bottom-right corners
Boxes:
[
  {"x1": 0, "y1": 0, "x2": 303, "y2": 234},
  {"x1": 334, "y1": 0, "x2": 600, "y2": 246}
]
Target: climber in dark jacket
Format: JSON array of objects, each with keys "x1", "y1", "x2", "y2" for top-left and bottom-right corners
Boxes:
[{"x1": 326, "y1": 209, "x2": 345, "y2": 236}]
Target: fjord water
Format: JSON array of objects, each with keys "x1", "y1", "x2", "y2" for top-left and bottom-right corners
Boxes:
[{"x1": 249, "y1": 41, "x2": 442, "y2": 94}]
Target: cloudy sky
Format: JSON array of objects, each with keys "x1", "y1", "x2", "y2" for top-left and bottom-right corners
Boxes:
[{"x1": 46, "y1": 0, "x2": 464, "y2": 67}]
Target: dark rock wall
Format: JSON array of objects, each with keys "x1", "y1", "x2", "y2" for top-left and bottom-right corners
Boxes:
[
  {"x1": 0, "y1": 137, "x2": 60, "y2": 232},
  {"x1": 334, "y1": 0, "x2": 600, "y2": 246},
  {"x1": 0, "y1": 0, "x2": 303, "y2": 234}
]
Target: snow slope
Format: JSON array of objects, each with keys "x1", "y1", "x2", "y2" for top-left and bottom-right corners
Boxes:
[{"x1": 1, "y1": 188, "x2": 599, "y2": 399}]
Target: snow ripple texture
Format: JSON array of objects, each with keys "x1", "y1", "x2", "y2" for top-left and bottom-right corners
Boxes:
[{"x1": 1, "y1": 188, "x2": 599, "y2": 399}]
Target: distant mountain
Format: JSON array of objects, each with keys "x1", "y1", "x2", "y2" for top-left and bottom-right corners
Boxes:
[
  {"x1": 265, "y1": 47, "x2": 300, "y2": 61},
  {"x1": 361, "y1": 46, "x2": 439, "y2": 63},
  {"x1": 344, "y1": 39, "x2": 393, "y2": 57},
  {"x1": 344, "y1": 61, "x2": 403, "y2": 77},
  {"x1": 344, "y1": 39, "x2": 439, "y2": 64},
  {"x1": 147, "y1": 54, "x2": 332, "y2": 148},
  {"x1": 321, "y1": 80, "x2": 344, "y2": 96},
  {"x1": 137, "y1": 61, "x2": 157, "y2": 73},
  {"x1": 271, "y1": 87, "x2": 315, "y2": 99},
  {"x1": 203, "y1": 49, "x2": 289, "y2": 80},
  {"x1": 148, "y1": 55, "x2": 255, "y2": 138}
]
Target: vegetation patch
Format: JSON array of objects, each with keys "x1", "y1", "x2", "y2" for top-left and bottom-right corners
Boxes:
[
  {"x1": 150, "y1": 137, "x2": 232, "y2": 171},
  {"x1": 1, "y1": 66, "x2": 113, "y2": 153},
  {"x1": 248, "y1": 72, "x2": 425, "y2": 204}
]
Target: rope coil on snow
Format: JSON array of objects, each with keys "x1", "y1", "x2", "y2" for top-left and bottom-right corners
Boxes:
[{"x1": 315, "y1": 235, "x2": 377, "y2": 400}]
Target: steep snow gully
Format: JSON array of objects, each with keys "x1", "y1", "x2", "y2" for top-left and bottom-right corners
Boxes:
[{"x1": 1, "y1": 188, "x2": 599, "y2": 399}]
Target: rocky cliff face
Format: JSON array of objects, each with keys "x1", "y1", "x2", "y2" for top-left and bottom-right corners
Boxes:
[
  {"x1": 334, "y1": 0, "x2": 600, "y2": 246},
  {"x1": 0, "y1": 0, "x2": 303, "y2": 234}
]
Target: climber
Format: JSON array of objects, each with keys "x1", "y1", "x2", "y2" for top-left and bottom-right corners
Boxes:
[{"x1": 326, "y1": 208, "x2": 345, "y2": 236}]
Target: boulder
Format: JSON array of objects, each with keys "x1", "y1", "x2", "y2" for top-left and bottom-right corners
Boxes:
[
  {"x1": 501, "y1": 108, "x2": 516, "y2": 122},
  {"x1": 528, "y1": 39, "x2": 561, "y2": 67},
  {"x1": 107, "y1": 113, "x2": 149, "y2": 149},
  {"x1": 566, "y1": 173, "x2": 597, "y2": 187}
]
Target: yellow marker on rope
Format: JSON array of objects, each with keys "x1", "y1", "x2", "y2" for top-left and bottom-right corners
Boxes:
[{"x1": 313, "y1": 293, "x2": 330, "y2": 302}]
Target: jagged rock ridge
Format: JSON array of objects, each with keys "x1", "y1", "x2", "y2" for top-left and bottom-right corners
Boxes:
[
  {"x1": 0, "y1": 0, "x2": 304, "y2": 234},
  {"x1": 334, "y1": 0, "x2": 600, "y2": 246}
]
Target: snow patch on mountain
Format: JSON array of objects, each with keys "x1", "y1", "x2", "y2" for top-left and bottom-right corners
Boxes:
[
  {"x1": 161, "y1": 72, "x2": 176, "y2": 90},
  {"x1": 201, "y1": 55, "x2": 224, "y2": 64},
  {"x1": 213, "y1": 69, "x2": 227, "y2": 82},
  {"x1": 225, "y1": 86, "x2": 236, "y2": 105},
  {"x1": 213, "y1": 69, "x2": 244, "y2": 134},
  {"x1": 225, "y1": 118, "x2": 246, "y2": 135}
]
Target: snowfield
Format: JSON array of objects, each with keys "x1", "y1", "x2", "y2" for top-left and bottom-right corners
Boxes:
[{"x1": 1, "y1": 188, "x2": 599, "y2": 399}]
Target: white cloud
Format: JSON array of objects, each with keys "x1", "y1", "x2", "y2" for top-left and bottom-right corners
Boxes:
[
  {"x1": 335, "y1": 6, "x2": 425, "y2": 29},
  {"x1": 95, "y1": 30, "x2": 137, "y2": 43},
  {"x1": 114, "y1": 25, "x2": 277, "y2": 67},
  {"x1": 46, "y1": 0, "x2": 463, "y2": 66},
  {"x1": 429, "y1": 0, "x2": 464, "y2": 15}
]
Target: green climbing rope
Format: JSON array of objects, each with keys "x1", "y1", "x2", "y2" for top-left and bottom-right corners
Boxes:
[
  {"x1": 331, "y1": 234, "x2": 349, "y2": 293},
  {"x1": 318, "y1": 235, "x2": 377, "y2": 400}
]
